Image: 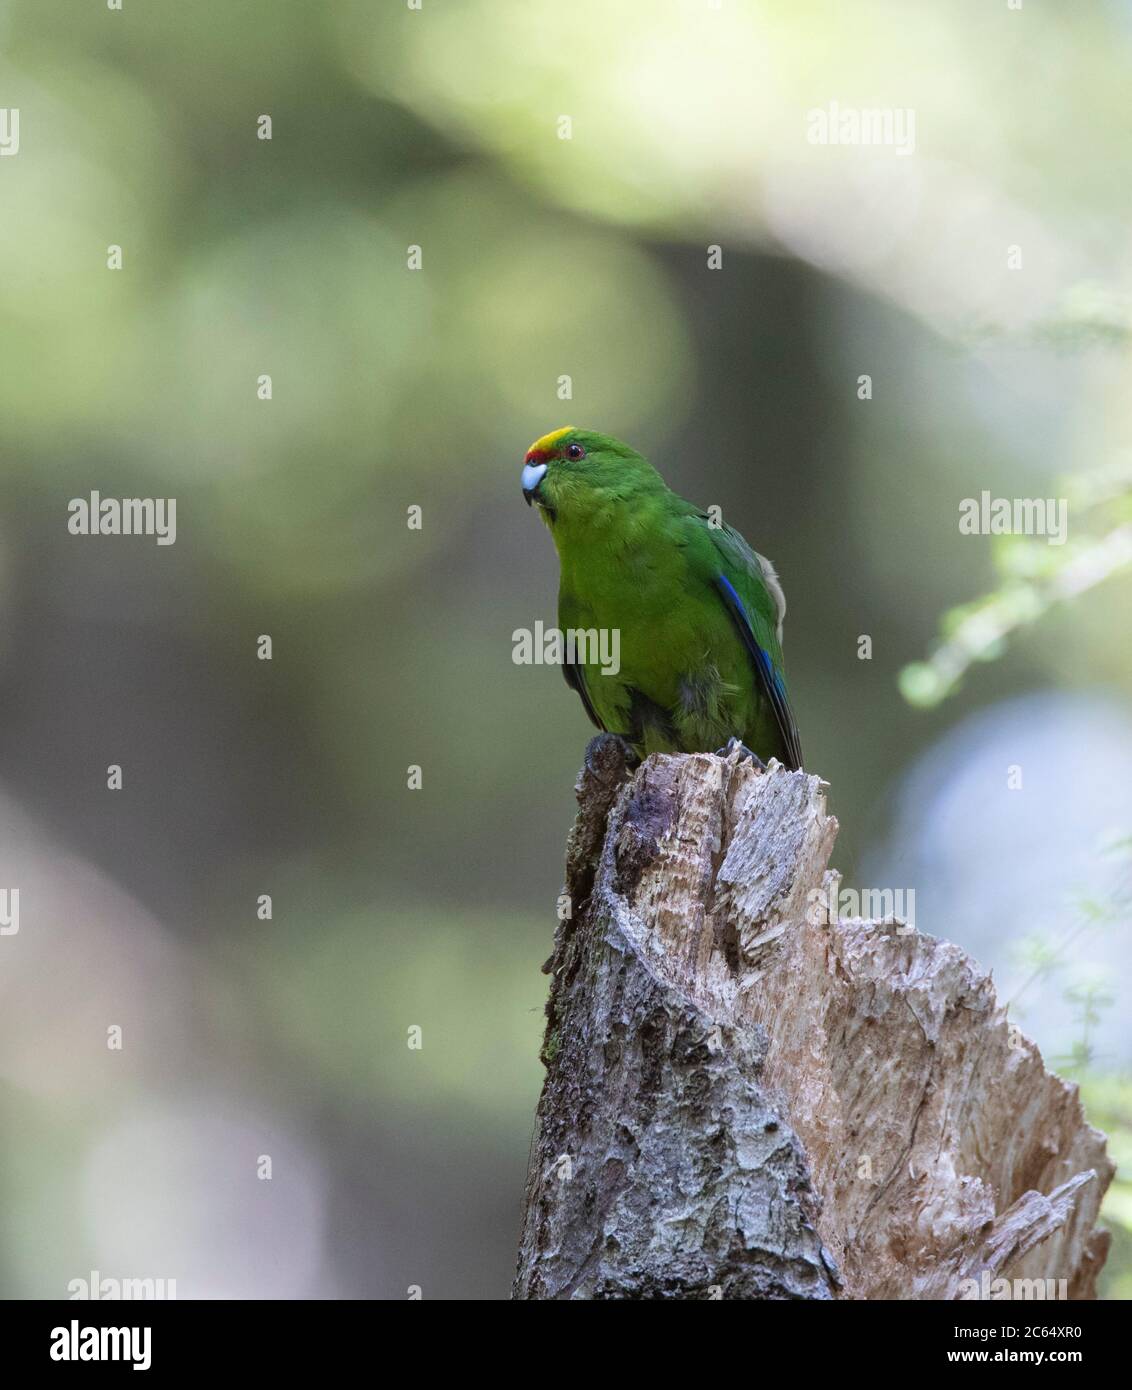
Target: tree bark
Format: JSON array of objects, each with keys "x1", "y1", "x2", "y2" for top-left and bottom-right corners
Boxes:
[{"x1": 513, "y1": 736, "x2": 1113, "y2": 1300}]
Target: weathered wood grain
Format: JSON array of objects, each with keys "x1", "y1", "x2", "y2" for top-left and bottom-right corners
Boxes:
[{"x1": 514, "y1": 737, "x2": 1112, "y2": 1300}]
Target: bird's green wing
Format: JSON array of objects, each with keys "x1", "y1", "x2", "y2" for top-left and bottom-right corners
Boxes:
[
  {"x1": 690, "y1": 516, "x2": 803, "y2": 770},
  {"x1": 562, "y1": 659, "x2": 605, "y2": 731}
]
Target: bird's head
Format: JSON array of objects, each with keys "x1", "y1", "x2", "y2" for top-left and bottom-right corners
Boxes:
[{"x1": 520, "y1": 427, "x2": 665, "y2": 531}]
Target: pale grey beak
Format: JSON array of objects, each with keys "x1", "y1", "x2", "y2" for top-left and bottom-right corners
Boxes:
[{"x1": 522, "y1": 461, "x2": 548, "y2": 505}]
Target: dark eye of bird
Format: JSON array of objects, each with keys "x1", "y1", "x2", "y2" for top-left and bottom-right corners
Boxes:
[{"x1": 566, "y1": 443, "x2": 586, "y2": 460}]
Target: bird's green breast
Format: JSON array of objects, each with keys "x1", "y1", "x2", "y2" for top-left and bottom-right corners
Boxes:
[{"x1": 554, "y1": 512, "x2": 757, "y2": 754}]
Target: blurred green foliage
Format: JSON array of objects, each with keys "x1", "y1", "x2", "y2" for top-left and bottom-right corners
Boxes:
[{"x1": 901, "y1": 461, "x2": 1132, "y2": 708}]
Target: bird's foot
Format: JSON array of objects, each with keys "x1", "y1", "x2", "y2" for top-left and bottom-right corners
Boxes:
[
  {"x1": 584, "y1": 732, "x2": 641, "y2": 777},
  {"x1": 614, "y1": 735, "x2": 642, "y2": 770},
  {"x1": 714, "y1": 736, "x2": 766, "y2": 770}
]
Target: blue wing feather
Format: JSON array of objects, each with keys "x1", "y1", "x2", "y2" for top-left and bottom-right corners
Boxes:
[{"x1": 715, "y1": 574, "x2": 803, "y2": 770}]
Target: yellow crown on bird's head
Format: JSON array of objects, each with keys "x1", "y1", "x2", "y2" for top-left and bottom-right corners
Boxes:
[{"x1": 525, "y1": 426, "x2": 576, "y2": 462}]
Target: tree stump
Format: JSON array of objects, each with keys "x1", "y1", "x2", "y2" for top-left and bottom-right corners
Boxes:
[{"x1": 513, "y1": 736, "x2": 1113, "y2": 1300}]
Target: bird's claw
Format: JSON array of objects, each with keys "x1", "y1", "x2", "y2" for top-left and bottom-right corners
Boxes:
[
  {"x1": 715, "y1": 736, "x2": 765, "y2": 770},
  {"x1": 583, "y1": 732, "x2": 641, "y2": 777},
  {"x1": 610, "y1": 734, "x2": 642, "y2": 770}
]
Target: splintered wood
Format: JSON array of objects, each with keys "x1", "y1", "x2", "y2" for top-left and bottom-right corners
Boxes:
[{"x1": 513, "y1": 736, "x2": 1112, "y2": 1301}]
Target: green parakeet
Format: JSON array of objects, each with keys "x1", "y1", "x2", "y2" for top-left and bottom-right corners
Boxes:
[{"x1": 521, "y1": 427, "x2": 802, "y2": 770}]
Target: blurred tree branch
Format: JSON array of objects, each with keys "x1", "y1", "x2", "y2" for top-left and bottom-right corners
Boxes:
[{"x1": 901, "y1": 462, "x2": 1132, "y2": 708}]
